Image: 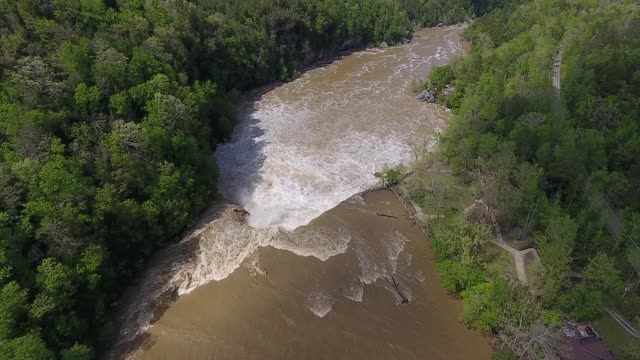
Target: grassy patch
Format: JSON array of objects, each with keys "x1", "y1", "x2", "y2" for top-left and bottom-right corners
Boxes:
[
  {"x1": 524, "y1": 257, "x2": 538, "y2": 283},
  {"x1": 484, "y1": 243, "x2": 517, "y2": 280},
  {"x1": 595, "y1": 312, "x2": 635, "y2": 357}
]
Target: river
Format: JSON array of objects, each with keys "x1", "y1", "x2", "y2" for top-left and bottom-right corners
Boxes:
[{"x1": 110, "y1": 26, "x2": 492, "y2": 360}]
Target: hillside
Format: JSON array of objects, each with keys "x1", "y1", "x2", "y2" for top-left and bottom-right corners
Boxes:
[{"x1": 418, "y1": 0, "x2": 640, "y2": 358}]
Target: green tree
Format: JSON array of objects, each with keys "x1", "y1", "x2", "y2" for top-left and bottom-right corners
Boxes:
[
  {"x1": 436, "y1": 259, "x2": 485, "y2": 293},
  {"x1": 30, "y1": 258, "x2": 76, "y2": 320},
  {"x1": 461, "y1": 282, "x2": 501, "y2": 333},
  {"x1": 584, "y1": 252, "x2": 623, "y2": 298},
  {"x1": 429, "y1": 65, "x2": 455, "y2": 91},
  {"x1": 559, "y1": 283, "x2": 604, "y2": 321},
  {"x1": 93, "y1": 48, "x2": 128, "y2": 95},
  {"x1": 374, "y1": 164, "x2": 406, "y2": 186},
  {"x1": 492, "y1": 348, "x2": 516, "y2": 360},
  {"x1": 0, "y1": 282, "x2": 28, "y2": 340},
  {"x1": 61, "y1": 343, "x2": 94, "y2": 360},
  {"x1": 74, "y1": 84, "x2": 102, "y2": 117},
  {"x1": 433, "y1": 217, "x2": 490, "y2": 266},
  {"x1": 0, "y1": 333, "x2": 54, "y2": 360},
  {"x1": 619, "y1": 340, "x2": 640, "y2": 360}
]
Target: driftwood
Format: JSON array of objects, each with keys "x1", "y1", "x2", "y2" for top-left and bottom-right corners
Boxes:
[
  {"x1": 375, "y1": 212, "x2": 398, "y2": 219},
  {"x1": 385, "y1": 276, "x2": 409, "y2": 304}
]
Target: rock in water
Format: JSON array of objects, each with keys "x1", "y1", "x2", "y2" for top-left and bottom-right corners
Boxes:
[
  {"x1": 415, "y1": 89, "x2": 436, "y2": 103},
  {"x1": 380, "y1": 41, "x2": 389, "y2": 48}
]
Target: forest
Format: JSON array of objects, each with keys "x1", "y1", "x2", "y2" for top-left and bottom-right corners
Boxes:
[
  {"x1": 415, "y1": 0, "x2": 640, "y2": 358},
  {"x1": 0, "y1": 0, "x2": 495, "y2": 358}
]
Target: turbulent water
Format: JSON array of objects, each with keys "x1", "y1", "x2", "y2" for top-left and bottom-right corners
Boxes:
[
  {"x1": 110, "y1": 27, "x2": 492, "y2": 360},
  {"x1": 217, "y1": 28, "x2": 463, "y2": 231}
]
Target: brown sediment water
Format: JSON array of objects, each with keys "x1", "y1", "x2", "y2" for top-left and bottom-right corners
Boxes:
[{"x1": 110, "y1": 27, "x2": 491, "y2": 360}]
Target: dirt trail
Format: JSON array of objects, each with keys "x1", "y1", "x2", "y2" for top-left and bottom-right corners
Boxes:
[{"x1": 486, "y1": 205, "x2": 539, "y2": 286}]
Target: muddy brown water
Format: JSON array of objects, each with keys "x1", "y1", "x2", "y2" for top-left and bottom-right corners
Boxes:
[{"x1": 111, "y1": 27, "x2": 491, "y2": 360}]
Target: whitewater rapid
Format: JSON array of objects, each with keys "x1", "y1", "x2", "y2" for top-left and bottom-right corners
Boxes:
[{"x1": 217, "y1": 28, "x2": 464, "y2": 233}]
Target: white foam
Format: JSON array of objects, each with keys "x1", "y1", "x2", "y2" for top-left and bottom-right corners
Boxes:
[
  {"x1": 174, "y1": 219, "x2": 353, "y2": 296},
  {"x1": 343, "y1": 280, "x2": 364, "y2": 302},
  {"x1": 387, "y1": 231, "x2": 410, "y2": 273},
  {"x1": 244, "y1": 251, "x2": 267, "y2": 277},
  {"x1": 351, "y1": 230, "x2": 410, "y2": 286},
  {"x1": 175, "y1": 219, "x2": 279, "y2": 295},
  {"x1": 305, "y1": 290, "x2": 335, "y2": 318},
  {"x1": 272, "y1": 226, "x2": 351, "y2": 261}
]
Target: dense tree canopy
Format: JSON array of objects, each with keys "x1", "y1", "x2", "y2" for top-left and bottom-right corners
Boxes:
[
  {"x1": 399, "y1": 0, "x2": 507, "y2": 26},
  {"x1": 427, "y1": 0, "x2": 639, "y2": 356}
]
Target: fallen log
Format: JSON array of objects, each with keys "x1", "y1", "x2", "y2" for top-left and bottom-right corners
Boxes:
[
  {"x1": 385, "y1": 276, "x2": 409, "y2": 304},
  {"x1": 375, "y1": 212, "x2": 398, "y2": 219}
]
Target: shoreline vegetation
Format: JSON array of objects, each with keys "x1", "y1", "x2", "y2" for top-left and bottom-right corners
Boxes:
[
  {"x1": 379, "y1": 0, "x2": 640, "y2": 359},
  {"x1": 0, "y1": 0, "x2": 500, "y2": 358}
]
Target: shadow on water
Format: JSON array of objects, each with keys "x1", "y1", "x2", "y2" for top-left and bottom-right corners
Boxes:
[{"x1": 216, "y1": 92, "x2": 268, "y2": 206}]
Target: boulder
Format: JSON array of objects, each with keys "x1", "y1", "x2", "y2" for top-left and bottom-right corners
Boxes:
[
  {"x1": 443, "y1": 84, "x2": 455, "y2": 95},
  {"x1": 416, "y1": 89, "x2": 436, "y2": 103},
  {"x1": 380, "y1": 41, "x2": 389, "y2": 48}
]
